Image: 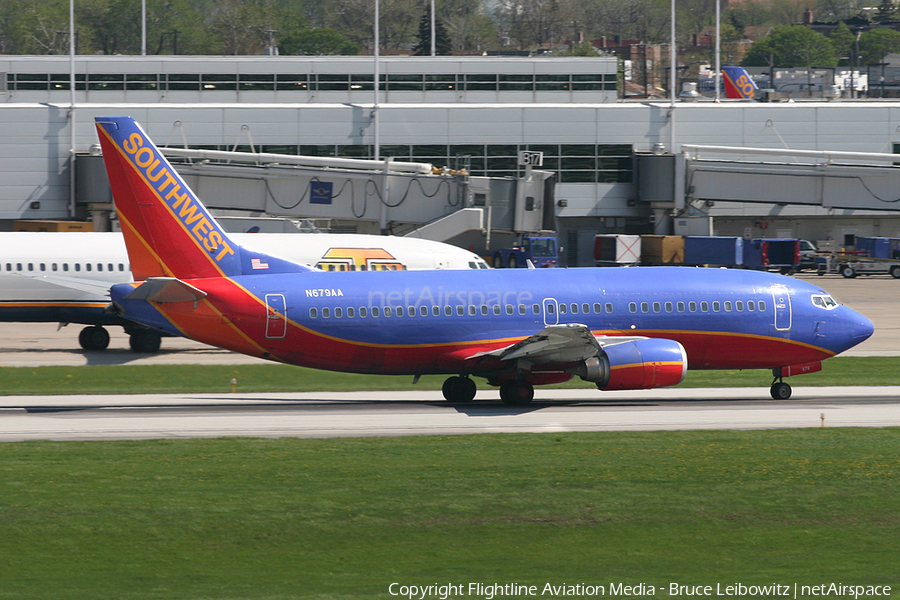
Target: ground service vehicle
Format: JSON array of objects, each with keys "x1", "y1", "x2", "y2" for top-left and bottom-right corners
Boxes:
[{"x1": 492, "y1": 236, "x2": 558, "y2": 268}]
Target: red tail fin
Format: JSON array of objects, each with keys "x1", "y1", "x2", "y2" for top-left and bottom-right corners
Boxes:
[{"x1": 95, "y1": 117, "x2": 310, "y2": 280}]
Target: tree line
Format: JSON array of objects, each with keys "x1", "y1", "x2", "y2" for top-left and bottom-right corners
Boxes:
[{"x1": 1, "y1": 0, "x2": 898, "y2": 68}]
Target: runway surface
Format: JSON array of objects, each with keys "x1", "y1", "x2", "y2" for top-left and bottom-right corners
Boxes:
[{"x1": 2, "y1": 387, "x2": 899, "y2": 442}]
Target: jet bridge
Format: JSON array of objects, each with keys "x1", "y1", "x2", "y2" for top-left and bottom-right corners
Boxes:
[
  {"x1": 681, "y1": 145, "x2": 900, "y2": 212},
  {"x1": 77, "y1": 147, "x2": 553, "y2": 248}
]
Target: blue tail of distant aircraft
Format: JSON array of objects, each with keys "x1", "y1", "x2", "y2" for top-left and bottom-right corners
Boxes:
[{"x1": 722, "y1": 66, "x2": 757, "y2": 100}]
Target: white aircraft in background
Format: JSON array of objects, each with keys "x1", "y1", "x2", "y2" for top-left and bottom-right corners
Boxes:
[{"x1": 0, "y1": 231, "x2": 489, "y2": 352}]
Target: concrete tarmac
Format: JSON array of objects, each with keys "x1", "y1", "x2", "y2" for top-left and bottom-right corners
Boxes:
[{"x1": 1, "y1": 387, "x2": 899, "y2": 442}]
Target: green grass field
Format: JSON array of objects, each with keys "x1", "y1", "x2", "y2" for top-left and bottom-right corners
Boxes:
[
  {"x1": 1, "y1": 356, "x2": 898, "y2": 396},
  {"x1": 0, "y1": 430, "x2": 898, "y2": 599}
]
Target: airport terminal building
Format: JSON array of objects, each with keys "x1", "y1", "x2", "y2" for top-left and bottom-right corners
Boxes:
[{"x1": 3, "y1": 55, "x2": 900, "y2": 265}]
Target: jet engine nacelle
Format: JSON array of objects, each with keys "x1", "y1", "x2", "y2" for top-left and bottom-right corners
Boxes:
[{"x1": 573, "y1": 338, "x2": 688, "y2": 390}]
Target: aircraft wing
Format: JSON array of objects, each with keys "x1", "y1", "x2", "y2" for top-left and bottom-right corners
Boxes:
[
  {"x1": 124, "y1": 277, "x2": 207, "y2": 304},
  {"x1": 474, "y1": 323, "x2": 647, "y2": 364},
  {"x1": 14, "y1": 273, "x2": 117, "y2": 297}
]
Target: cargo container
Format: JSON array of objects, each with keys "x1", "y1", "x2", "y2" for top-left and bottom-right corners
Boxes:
[
  {"x1": 593, "y1": 234, "x2": 641, "y2": 266},
  {"x1": 683, "y1": 236, "x2": 744, "y2": 266},
  {"x1": 742, "y1": 238, "x2": 800, "y2": 272},
  {"x1": 13, "y1": 220, "x2": 93, "y2": 232},
  {"x1": 855, "y1": 237, "x2": 900, "y2": 260},
  {"x1": 640, "y1": 235, "x2": 685, "y2": 265}
]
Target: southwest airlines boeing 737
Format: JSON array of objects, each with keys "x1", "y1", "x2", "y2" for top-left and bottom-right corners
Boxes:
[{"x1": 96, "y1": 116, "x2": 873, "y2": 404}]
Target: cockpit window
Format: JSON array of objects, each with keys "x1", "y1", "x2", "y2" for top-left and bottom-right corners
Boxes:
[{"x1": 811, "y1": 294, "x2": 838, "y2": 310}]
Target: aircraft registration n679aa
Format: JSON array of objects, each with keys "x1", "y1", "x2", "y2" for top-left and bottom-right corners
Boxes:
[{"x1": 96, "y1": 116, "x2": 873, "y2": 404}]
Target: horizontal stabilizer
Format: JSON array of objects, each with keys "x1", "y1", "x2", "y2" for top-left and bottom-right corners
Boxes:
[{"x1": 124, "y1": 277, "x2": 207, "y2": 304}]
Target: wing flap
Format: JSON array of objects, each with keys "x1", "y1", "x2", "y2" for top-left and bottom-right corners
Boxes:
[{"x1": 474, "y1": 323, "x2": 648, "y2": 365}]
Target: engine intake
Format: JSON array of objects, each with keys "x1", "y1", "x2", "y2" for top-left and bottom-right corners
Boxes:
[{"x1": 592, "y1": 338, "x2": 688, "y2": 390}]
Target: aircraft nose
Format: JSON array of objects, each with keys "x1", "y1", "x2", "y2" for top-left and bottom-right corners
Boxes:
[{"x1": 850, "y1": 311, "x2": 875, "y2": 344}]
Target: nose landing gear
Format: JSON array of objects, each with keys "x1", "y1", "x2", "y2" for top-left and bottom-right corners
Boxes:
[{"x1": 770, "y1": 369, "x2": 792, "y2": 400}]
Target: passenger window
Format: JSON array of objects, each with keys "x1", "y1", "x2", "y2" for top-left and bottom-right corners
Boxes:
[
  {"x1": 17, "y1": 263, "x2": 22, "y2": 271},
  {"x1": 40, "y1": 263, "x2": 46, "y2": 271},
  {"x1": 360, "y1": 307, "x2": 368, "y2": 318},
  {"x1": 641, "y1": 302, "x2": 649, "y2": 313},
  {"x1": 108, "y1": 263, "x2": 113, "y2": 271},
  {"x1": 481, "y1": 305, "x2": 489, "y2": 316},
  {"x1": 593, "y1": 303, "x2": 602, "y2": 313},
  {"x1": 759, "y1": 300, "x2": 767, "y2": 311},
  {"x1": 63, "y1": 264, "x2": 69, "y2": 272},
  {"x1": 5, "y1": 264, "x2": 9, "y2": 271},
  {"x1": 119, "y1": 264, "x2": 125, "y2": 271},
  {"x1": 397, "y1": 307, "x2": 405, "y2": 317},
  {"x1": 689, "y1": 301, "x2": 697, "y2": 312},
  {"x1": 653, "y1": 302, "x2": 661, "y2": 313},
  {"x1": 665, "y1": 302, "x2": 673, "y2": 312},
  {"x1": 322, "y1": 307, "x2": 331, "y2": 318},
  {"x1": 469, "y1": 305, "x2": 476, "y2": 316},
  {"x1": 519, "y1": 304, "x2": 527, "y2": 315},
  {"x1": 713, "y1": 301, "x2": 720, "y2": 312},
  {"x1": 420, "y1": 306, "x2": 428, "y2": 317},
  {"x1": 309, "y1": 308, "x2": 318, "y2": 318},
  {"x1": 629, "y1": 302, "x2": 637, "y2": 313},
  {"x1": 571, "y1": 303, "x2": 578, "y2": 314},
  {"x1": 75, "y1": 264, "x2": 81, "y2": 272},
  {"x1": 97, "y1": 264, "x2": 102, "y2": 271},
  {"x1": 445, "y1": 305, "x2": 452, "y2": 316},
  {"x1": 52, "y1": 263, "x2": 58, "y2": 272},
  {"x1": 724, "y1": 301, "x2": 732, "y2": 312},
  {"x1": 506, "y1": 304, "x2": 513, "y2": 315},
  {"x1": 736, "y1": 301, "x2": 743, "y2": 311},
  {"x1": 748, "y1": 301, "x2": 755, "y2": 311},
  {"x1": 384, "y1": 306, "x2": 392, "y2": 317},
  {"x1": 605, "y1": 302, "x2": 613, "y2": 313},
  {"x1": 432, "y1": 306, "x2": 440, "y2": 316},
  {"x1": 28, "y1": 263, "x2": 33, "y2": 271},
  {"x1": 547, "y1": 303, "x2": 556, "y2": 314},
  {"x1": 701, "y1": 301, "x2": 709, "y2": 312},
  {"x1": 582, "y1": 303, "x2": 590, "y2": 314},
  {"x1": 493, "y1": 305, "x2": 501, "y2": 315},
  {"x1": 373, "y1": 307, "x2": 380, "y2": 317},
  {"x1": 457, "y1": 305, "x2": 465, "y2": 316},
  {"x1": 348, "y1": 307, "x2": 355, "y2": 318},
  {"x1": 86, "y1": 263, "x2": 91, "y2": 271},
  {"x1": 335, "y1": 307, "x2": 343, "y2": 318},
  {"x1": 677, "y1": 301, "x2": 685, "y2": 312},
  {"x1": 559, "y1": 304, "x2": 567, "y2": 315},
  {"x1": 532, "y1": 304, "x2": 540, "y2": 314}
]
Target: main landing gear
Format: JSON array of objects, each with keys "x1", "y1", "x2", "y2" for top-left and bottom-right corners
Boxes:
[
  {"x1": 499, "y1": 381, "x2": 534, "y2": 406},
  {"x1": 77, "y1": 325, "x2": 162, "y2": 353},
  {"x1": 440, "y1": 376, "x2": 536, "y2": 406},
  {"x1": 441, "y1": 376, "x2": 477, "y2": 403}
]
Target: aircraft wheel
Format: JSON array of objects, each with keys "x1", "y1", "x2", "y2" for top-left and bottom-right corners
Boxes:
[
  {"x1": 129, "y1": 330, "x2": 162, "y2": 353},
  {"x1": 500, "y1": 381, "x2": 534, "y2": 406},
  {"x1": 78, "y1": 326, "x2": 110, "y2": 351},
  {"x1": 508, "y1": 255, "x2": 518, "y2": 269},
  {"x1": 770, "y1": 382, "x2": 792, "y2": 400},
  {"x1": 841, "y1": 266, "x2": 856, "y2": 279},
  {"x1": 441, "y1": 376, "x2": 476, "y2": 403},
  {"x1": 891, "y1": 266, "x2": 900, "y2": 279}
]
